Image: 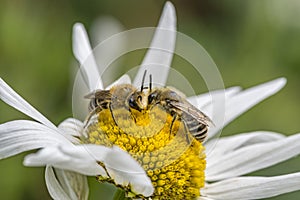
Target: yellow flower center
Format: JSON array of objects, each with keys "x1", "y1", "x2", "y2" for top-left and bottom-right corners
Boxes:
[{"x1": 83, "y1": 104, "x2": 206, "y2": 199}]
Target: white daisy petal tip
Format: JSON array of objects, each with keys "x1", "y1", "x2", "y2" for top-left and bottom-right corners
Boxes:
[
  {"x1": 72, "y1": 22, "x2": 103, "y2": 91},
  {"x1": 0, "y1": 78, "x2": 56, "y2": 129},
  {"x1": 130, "y1": 178, "x2": 155, "y2": 197},
  {"x1": 105, "y1": 146, "x2": 154, "y2": 196},
  {"x1": 72, "y1": 23, "x2": 89, "y2": 62},
  {"x1": 45, "y1": 166, "x2": 73, "y2": 200},
  {"x1": 250, "y1": 77, "x2": 287, "y2": 99},
  {"x1": 45, "y1": 166, "x2": 90, "y2": 200},
  {"x1": 51, "y1": 167, "x2": 89, "y2": 200},
  {"x1": 161, "y1": 1, "x2": 176, "y2": 30},
  {"x1": 207, "y1": 77, "x2": 288, "y2": 139},
  {"x1": 205, "y1": 131, "x2": 300, "y2": 181},
  {"x1": 202, "y1": 172, "x2": 300, "y2": 200},
  {"x1": 133, "y1": 1, "x2": 176, "y2": 87},
  {"x1": 266, "y1": 77, "x2": 287, "y2": 92}
]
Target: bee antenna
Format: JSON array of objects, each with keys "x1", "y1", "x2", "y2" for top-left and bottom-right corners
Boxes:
[
  {"x1": 149, "y1": 74, "x2": 152, "y2": 91},
  {"x1": 141, "y1": 70, "x2": 147, "y2": 92}
]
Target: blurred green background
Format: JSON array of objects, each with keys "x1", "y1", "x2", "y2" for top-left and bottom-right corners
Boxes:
[{"x1": 0, "y1": 0, "x2": 300, "y2": 199}]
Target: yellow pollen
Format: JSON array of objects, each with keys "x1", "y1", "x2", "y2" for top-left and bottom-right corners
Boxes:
[{"x1": 82, "y1": 104, "x2": 206, "y2": 199}]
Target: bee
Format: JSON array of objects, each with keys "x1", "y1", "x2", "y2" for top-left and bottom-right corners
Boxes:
[
  {"x1": 84, "y1": 72, "x2": 150, "y2": 127},
  {"x1": 147, "y1": 87, "x2": 213, "y2": 142}
]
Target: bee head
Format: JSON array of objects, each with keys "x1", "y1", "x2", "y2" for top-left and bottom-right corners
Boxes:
[
  {"x1": 128, "y1": 91, "x2": 147, "y2": 112},
  {"x1": 147, "y1": 90, "x2": 159, "y2": 105},
  {"x1": 127, "y1": 70, "x2": 152, "y2": 112}
]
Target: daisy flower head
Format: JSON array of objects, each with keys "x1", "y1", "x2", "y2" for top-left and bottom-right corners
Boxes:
[{"x1": 1, "y1": 1, "x2": 300, "y2": 200}]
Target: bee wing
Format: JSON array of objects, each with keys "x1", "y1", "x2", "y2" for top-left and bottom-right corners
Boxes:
[
  {"x1": 84, "y1": 90, "x2": 111, "y2": 99},
  {"x1": 84, "y1": 92, "x2": 96, "y2": 99},
  {"x1": 170, "y1": 101, "x2": 214, "y2": 126}
]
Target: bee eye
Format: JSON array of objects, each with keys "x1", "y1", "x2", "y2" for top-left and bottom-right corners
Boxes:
[
  {"x1": 129, "y1": 96, "x2": 139, "y2": 110},
  {"x1": 148, "y1": 93, "x2": 157, "y2": 104}
]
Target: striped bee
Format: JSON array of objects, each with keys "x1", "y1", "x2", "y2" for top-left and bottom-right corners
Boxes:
[
  {"x1": 84, "y1": 84, "x2": 146, "y2": 126},
  {"x1": 147, "y1": 87, "x2": 213, "y2": 142}
]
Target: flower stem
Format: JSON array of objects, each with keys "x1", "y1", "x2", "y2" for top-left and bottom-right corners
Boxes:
[{"x1": 113, "y1": 188, "x2": 128, "y2": 200}]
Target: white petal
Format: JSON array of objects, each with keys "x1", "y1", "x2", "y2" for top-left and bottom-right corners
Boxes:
[
  {"x1": 187, "y1": 86, "x2": 241, "y2": 111},
  {"x1": 205, "y1": 78, "x2": 286, "y2": 139},
  {"x1": 0, "y1": 78, "x2": 56, "y2": 129},
  {"x1": 58, "y1": 118, "x2": 83, "y2": 138},
  {"x1": 45, "y1": 166, "x2": 72, "y2": 200},
  {"x1": 24, "y1": 144, "x2": 108, "y2": 177},
  {"x1": 205, "y1": 131, "x2": 285, "y2": 160},
  {"x1": 202, "y1": 172, "x2": 300, "y2": 200},
  {"x1": 104, "y1": 146, "x2": 154, "y2": 197},
  {"x1": 72, "y1": 23, "x2": 103, "y2": 91},
  {"x1": 206, "y1": 132, "x2": 300, "y2": 181},
  {"x1": 198, "y1": 197, "x2": 214, "y2": 200},
  {"x1": 133, "y1": 2, "x2": 176, "y2": 87},
  {"x1": 105, "y1": 74, "x2": 131, "y2": 90},
  {"x1": 54, "y1": 168, "x2": 89, "y2": 200},
  {"x1": 0, "y1": 120, "x2": 70, "y2": 159},
  {"x1": 72, "y1": 70, "x2": 91, "y2": 121}
]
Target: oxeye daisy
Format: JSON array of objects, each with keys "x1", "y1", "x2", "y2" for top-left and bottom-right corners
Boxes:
[{"x1": 1, "y1": 2, "x2": 300, "y2": 200}]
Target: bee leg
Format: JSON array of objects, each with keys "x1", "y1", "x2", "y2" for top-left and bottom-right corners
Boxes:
[
  {"x1": 169, "y1": 114, "x2": 177, "y2": 138},
  {"x1": 170, "y1": 114, "x2": 191, "y2": 144},
  {"x1": 182, "y1": 121, "x2": 191, "y2": 145},
  {"x1": 83, "y1": 107, "x2": 100, "y2": 128},
  {"x1": 109, "y1": 104, "x2": 118, "y2": 125},
  {"x1": 83, "y1": 114, "x2": 92, "y2": 129}
]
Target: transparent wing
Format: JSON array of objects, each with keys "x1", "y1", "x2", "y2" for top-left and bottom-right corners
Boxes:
[
  {"x1": 84, "y1": 90, "x2": 111, "y2": 99},
  {"x1": 170, "y1": 101, "x2": 214, "y2": 126}
]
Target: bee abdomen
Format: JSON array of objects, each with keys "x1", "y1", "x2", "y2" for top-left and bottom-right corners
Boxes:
[{"x1": 185, "y1": 119, "x2": 208, "y2": 142}]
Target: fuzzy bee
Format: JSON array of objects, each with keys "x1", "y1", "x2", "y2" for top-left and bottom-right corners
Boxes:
[
  {"x1": 146, "y1": 87, "x2": 213, "y2": 142},
  {"x1": 84, "y1": 84, "x2": 147, "y2": 126},
  {"x1": 84, "y1": 72, "x2": 213, "y2": 142}
]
